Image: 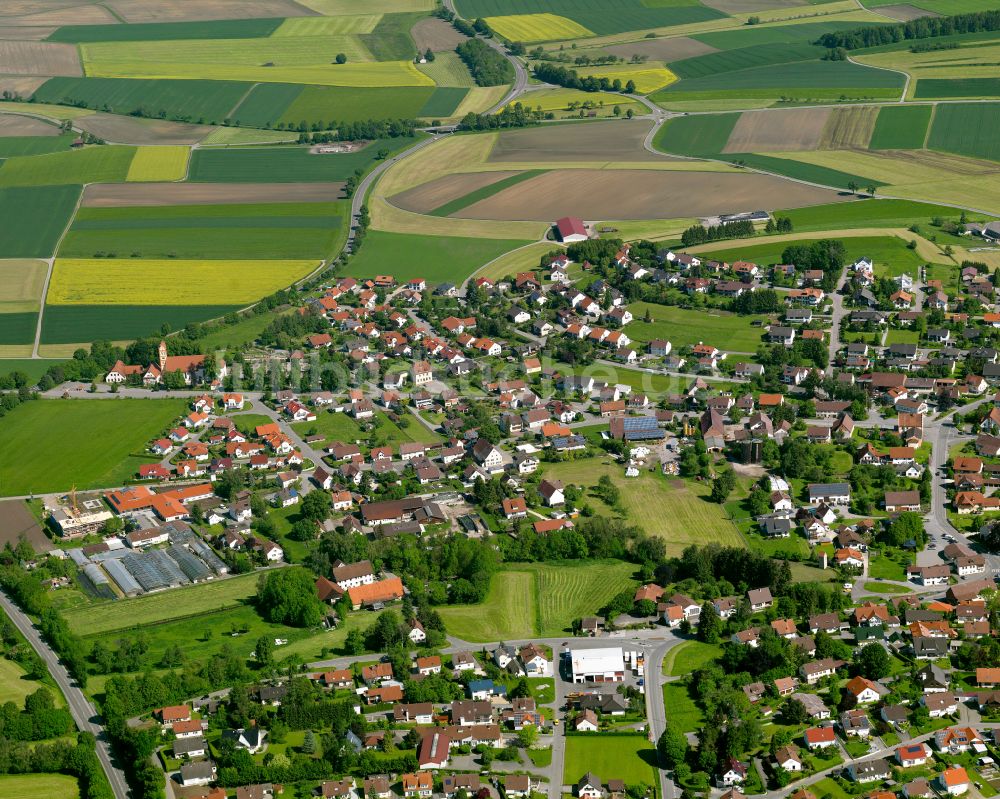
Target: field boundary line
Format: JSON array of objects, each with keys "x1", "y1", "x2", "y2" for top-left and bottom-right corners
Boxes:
[
  {"x1": 32, "y1": 183, "x2": 85, "y2": 359},
  {"x1": 922, "y1": 103, "x2": 937, "y2": 149},
  {"x1": 97, "y1": 3, "x2": 127, "y2": 23}
]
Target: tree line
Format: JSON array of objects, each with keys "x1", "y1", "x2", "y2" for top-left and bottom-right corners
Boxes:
[
  {"x1": 533, "y1": 62, "x2": 636, "y2": 94},
  {"x1": 816, "y1": 10, "x2": 1000, "y2": 49}
]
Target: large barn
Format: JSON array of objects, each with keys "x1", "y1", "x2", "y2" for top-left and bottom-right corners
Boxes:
[{"x1": 555, "y1": 216, "x2": 588, "y2": 243}]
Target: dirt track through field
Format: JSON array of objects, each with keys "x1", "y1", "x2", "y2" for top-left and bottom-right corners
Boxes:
[
  {"x1": 489, "y1": 119, "x2": 668, "y2": 162},
  {"x1": 105, "y1": 0, "x2": 315, "y2": 22},
  {"x1": 82, "y1": 182, "x2": 344, "y2": 207},
  {"x1": 452, "y1": 168, "x2": 848, "y2": 221},
  {"x1": 724, "y1": 107, "x2": 832, "y2": 153},
  {"x1": 390, "y1": 170, "x2": 521, "y2": 214},
  {"x1": 0, "y1": 41, "x2": 82, "y2": 76},
  {"x1": 412, "y1": 17, "x2": 467, "y2": 52},
  {"x1": 0, "y1": 113, "x2": 59, "y2": 136},
  {"x1": 76, "y1": 113, "x2": 216, "y2": 145},
  {"x1": 604, "y1": 36, "x2": 718, "y2": 62}
]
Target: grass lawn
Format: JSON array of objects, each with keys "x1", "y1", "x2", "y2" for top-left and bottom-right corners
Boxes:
[
  {"x1": 439, "y1": 560, "x2": 638, "y2": 641},
  {"x1": 662, "y1": 640, "x2": 720, "y2": 677},
  {"x1": 293, "y1": 409, "x2": 441, "y2": 448},
  {"x1": 63, "y1": 571, "x2": 262, "y2": 636},
  {"x1": 0, "y1": 398, "x2": 185, "y2": 496},
  {"x1": 527, "y1": 747, "x2": 553, "y2": 767},
  {"x1": 626, "y1": 301, "x2": 765, "y2": 353},
  {"x1": 864, "y1": 581, "x2": 911, "y2": 594},
  {"x1": 0, "y1": 657, "x2": 58, "y2": 707},
  {"x1": 867, "y1": 550, "x2": 912, "y2": 581},
  {"x1": 885, "y1": 328, "x2": 919, "y2": 345},
  {"x1": 542, "y1": 459, "x2": 744, "y2": 555},
  {"x1": 812, "y1": 778, "x2": 852, "y2": 799},
  {"x1": 661, "y1": 682, "x2": 703, "y2": 733},
  {"x1": 563, "y1": 734, "x2": 659, "y2": 785},
  {"x1": 0, "y1": 774, "x2": 79, "y2": 799}
]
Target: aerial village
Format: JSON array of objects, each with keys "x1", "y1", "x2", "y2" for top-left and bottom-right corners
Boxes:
[{"x1": 15, "y1": 215, "x2": 1000, "y2": 799}]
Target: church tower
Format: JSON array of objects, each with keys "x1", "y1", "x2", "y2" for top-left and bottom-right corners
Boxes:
[{"x1": 158, "y1": 340, "x2": 168, "y2": 371}]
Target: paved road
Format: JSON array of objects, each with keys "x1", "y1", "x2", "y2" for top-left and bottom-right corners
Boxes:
[
  {"x1": 826, "y1": 266, "x2": 848, "y2": 376},
  {"x1": 0, "y1": 591, "x2": 131, "y2": 798}
]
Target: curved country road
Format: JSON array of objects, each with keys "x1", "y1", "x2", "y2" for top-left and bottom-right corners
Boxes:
[{"x1": 0, "y1": 591, "x2": 132, "y2": 798}]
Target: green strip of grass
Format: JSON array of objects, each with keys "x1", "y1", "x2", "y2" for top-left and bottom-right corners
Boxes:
[
  {"x1": 47, "y1": 17, "x2": 282, "y2": 43},
  {"x1": 724, "y1": 152, "x2": 884, "y2": 191},
  {"x1": 431, "y1": 169, "x2": 547, "y2": 216},
  {"x1": 652, "y1": 112, "x2": 738, "y2": 157}
]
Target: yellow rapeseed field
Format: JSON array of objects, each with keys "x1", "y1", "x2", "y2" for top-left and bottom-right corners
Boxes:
[
  {"x1": 125, "y1": 146, "x2": 189, "y2": 182},
  {"x1": 485, "y1": 13, "x2": 593, "y2": 43},
  {"x1": 575, "y1": 64, "x2": 677, "y2": 94},
  {"x1": 48, "y1": 259, "x2": 316, "y2": 305}
]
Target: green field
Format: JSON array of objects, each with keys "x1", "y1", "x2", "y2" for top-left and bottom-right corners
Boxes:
[
  {"x1": 0, "y1": 398, "x2": 185, "y2": 495},
  {"x1": 652, "y1": 113, "x2": 738, "y2": 157},
  {"x1": 0, "y1": 134, "x2": 75, "y2": 158},
  {"x1": 777, "y1": 198, "x2": 978, "y2": 232},
  {"x1": 693, "y1": 20, "x2": 891, "y2": 50},
  {"x1": 0, "y1": 774, "x2": 79, "y2": 799},
  {"x1": 46, "y1": 18, "x2": 283, "y2": 43},
  {"x1": 728, "y1": 153, "x2": 884, "y2": 192},
  {"x1": 187, "y1": 139, "x2": 416, "y2": 182},
  {"x1": 626, "y1": 302, "x2": 763, "y2": 351},
  {"x1": 0, "y1": 313, "x2": 37, "y2": 345},
  {"x1": 359, "y1": 11, "x2": 422, "y2": 60},
  {"x1": 34, "y1": 77, "x2": 248, "y2": 124},
  {"x1": 0, "y1": 185, "x2": 81, "y2": 258},
  {"x1": 280, "y1": 86, "x2": 436, "y2": 127},
  {"x1": 229, "y1": 83, "x2": 304, "y2": 128},
  {"x1": 418, "y1": 87, "x2": 470, "y2": 118},
  {"x1": 454, "y1": 0, "x2": 725, "y2": 36},
  {"x1": 915, "y1": 78, "x2": 1000, "y2": 99},
  {"x1": 654, "y1": 60, "x2": 904, "y2": 103},
  {"x1": 563, "y1": 735, "x2": 658, "y2": 785},
  {"x1": 84, "y1": 600, "x2": 373, "y2": 668},
  {"x1": 0, "y1": 359, "x2": 62, "y2": 384},
  {"x1": 439, "y1": 560, "x2": 638, "y2": 641},
  {"x1": 432, "y1": 170, "x2": 546, "y2": 216},
  {"x1": 63, "y1": 571, "x2": 261, "y2": 636},
  {"x1": 0, "y1": 146, "x2": 135, "y2": 188},
  {"x1": 662, "y1": 640, "x2": 721, "y2": 677},
  {"x1": 59, "y1": 202, "x2": 345, "y2": 260},
  {"x1": 869, "y1": 105, "x2": 932, "y2": 150},
  {"x1": 928, "y1": 103, "x2": 1000, "y2": 163},
  {"x1": 347, "y1": 231, "x2": 530, "y2": 284},
  {"x1": 670, "y1": 42, "x2": 824, "y2": 80},
  {"x1": 541, "y1": 460, "x2": 745, "y2": 554},
  {"x1": 40, "y1": 304, "x2": 242, "y2": 344}
]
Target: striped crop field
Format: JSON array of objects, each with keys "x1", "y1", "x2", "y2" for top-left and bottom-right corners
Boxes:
[
  {"x1": 272, "y1": 15, "x2": 383, "y2": 36},
  {"x1": 0, "y1": 145, "x2": 136, "y2": 187},
  {"x1": 485, "y1": 13, "x2": 593, "y2": 42},
  {"x1": 81, "y1": 36, "x2": 376, "y2": 69},
  {"x1": 535, "y1": 560, "x2": 638, "y2": 636},
  {"x1": 47, "y1": 258, "x2": 316, "y2": 305},
  {"x1": 125, "y1": 146, "x2": 189, "y2": 182}
]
